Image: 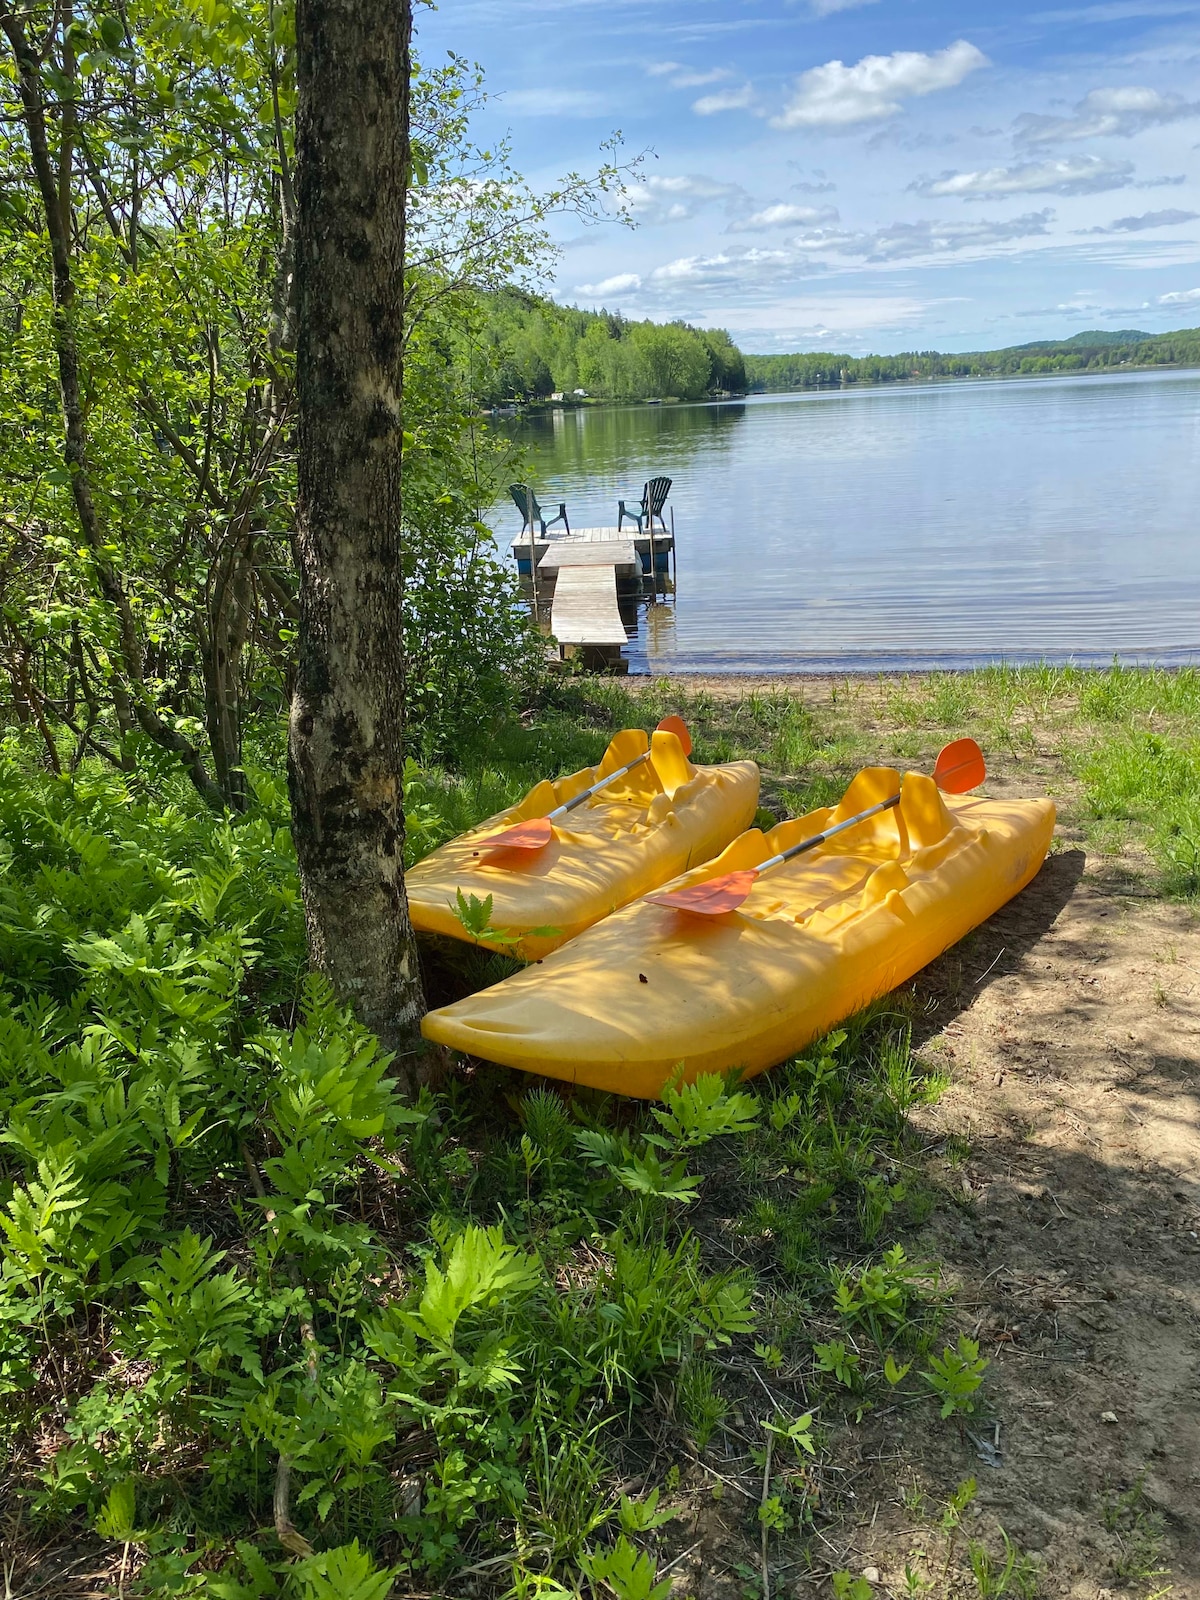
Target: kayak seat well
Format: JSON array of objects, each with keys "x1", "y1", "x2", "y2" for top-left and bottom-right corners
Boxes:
[{"x1": 405, "y1": 725, "x2": 760, "y2": 959}]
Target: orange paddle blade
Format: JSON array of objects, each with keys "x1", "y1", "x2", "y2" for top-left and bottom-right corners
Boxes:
[
  {"x1": 656, "y1": 714, "x2": 692, "y2": 757},
  {"x1": 647, "y1": 869, "x2": 760, "y2": 916},
  {"x1": 933, "y1": 737, "x2": 986, "y2": 794},
  {"x1": 478, "y1": 816, "x2": 554, "y2": 853}
]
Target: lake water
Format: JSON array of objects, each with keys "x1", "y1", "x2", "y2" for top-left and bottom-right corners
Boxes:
[{"x1": 498, "y1": 367, "x2": 1200, "y2": 674}]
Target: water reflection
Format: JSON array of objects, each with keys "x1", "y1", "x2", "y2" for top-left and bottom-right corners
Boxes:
[{"x1": 498, "y1": 370, "x2": 1200, "y2": 672}]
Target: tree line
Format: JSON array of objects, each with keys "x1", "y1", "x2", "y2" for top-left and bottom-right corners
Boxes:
[
  {"x1": 744, "y1": 328, "x2": 1200, "y2": 391},
  {"x1": 471, "y1": 288, "x2": 747, "y2": 403},
  {"x1": 459, "y1": 297, "x2": 1200, "y2": 405}
]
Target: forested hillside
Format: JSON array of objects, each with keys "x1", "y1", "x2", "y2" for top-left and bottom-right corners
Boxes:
[
  {"x1": 472, "y1": 297, "x2": 1200, "y2": 403},
  {"x1": 471, "y1": 290, "x2": 746, "y2": 402},
  {"x1": 744, "y1": 327, "x2": 1200, "y2": 390}
]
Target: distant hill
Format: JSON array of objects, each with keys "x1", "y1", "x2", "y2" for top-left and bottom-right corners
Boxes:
[
  {"x1": 743, "y1": 328, "x2": 1200, "y2": 392},
  {"x1": 1013, "y1": 329, "x2": 1152, "y2": 351}
]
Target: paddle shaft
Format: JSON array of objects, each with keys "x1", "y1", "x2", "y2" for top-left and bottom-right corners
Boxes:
[
  {"x1": 757, "y1": 793, "x2": 900, "y2": 874},
  {"x1": 551, "y1": 751, "x2": 649, "y2": 818}
]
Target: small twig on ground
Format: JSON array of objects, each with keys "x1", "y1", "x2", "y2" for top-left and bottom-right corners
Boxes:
[
  {"x1": 680, "y1": 1450, "x2": 756, "y2": 1498},
  {"x1": 659, "y1": 1539, "x2": 706, "y2": 1578},
  {"x1": 273, "y1": 1455, "x2": 314, "y2": 1558},
  {"x1": 975, "y1": 946, "x2": 1008, "y2": 985}
]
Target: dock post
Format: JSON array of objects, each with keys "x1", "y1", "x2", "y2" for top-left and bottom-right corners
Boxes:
[
  {"x1": 670, "y1": 505, "x2": 676, "y2": 596},
  {"x1": 527, "y1": 483, "x2": 539, "y2": 624},
  {"x1": 648, "y1": 501, "x2": 657, "y2": 604}
]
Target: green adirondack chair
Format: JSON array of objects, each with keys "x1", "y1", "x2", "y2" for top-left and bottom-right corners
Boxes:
[
  {"x1": 510, "y1": 484, "x2": 569, "y2": 537},
  {"x1": 617, "y1": 476, "x2": 672, "y2": 535}
]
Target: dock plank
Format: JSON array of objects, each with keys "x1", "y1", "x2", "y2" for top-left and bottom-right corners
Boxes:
[
  {"x1": 539, "y1": 539, "x2": 637, "y2": 571},
  {"x1": 509, "y1": 524, "x2": 671, "y2": 557},
  {"x1": 550, "y1": 566, "x2": 628, "y2": 647}
]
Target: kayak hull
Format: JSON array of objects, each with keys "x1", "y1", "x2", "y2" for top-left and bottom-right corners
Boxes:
[
  {"x1": 406, "y1": 728, "x2": 760, "y2": 961},
  {"x1": 421, "y1": 767, "x2": 1056, "y2": 1096}
]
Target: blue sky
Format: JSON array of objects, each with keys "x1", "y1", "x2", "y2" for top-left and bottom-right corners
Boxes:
[{"x1": 417, "y1": 0, "x2": 1200, "y2": 353}]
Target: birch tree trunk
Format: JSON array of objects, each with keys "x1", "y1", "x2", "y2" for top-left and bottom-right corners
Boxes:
[{"x1": 289, "y1": 0, "x2": 425, "y2": 1057}]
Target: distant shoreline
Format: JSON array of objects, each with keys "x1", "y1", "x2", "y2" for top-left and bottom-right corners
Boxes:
[
  {"x1": 744, "y1": 355, "x2": 1200, "y2": 399},
  {"x1": 487, "y1": 356, "x2": 1200, "y2": 418},
  {"x1": 748, "y1": 356, "x2": 1196, "y2": 400}
]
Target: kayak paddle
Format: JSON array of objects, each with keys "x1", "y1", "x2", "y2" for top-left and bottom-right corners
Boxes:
[
  {"x1": 479, "y1": 715, "x2": 693, "y2": 853},
  {"x1": 647, "y1": 737, "x2": 986, "y2": 916}
]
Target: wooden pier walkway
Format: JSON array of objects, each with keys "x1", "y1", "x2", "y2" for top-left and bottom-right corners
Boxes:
[
  {"x1": 509, "y1": 524, "x2": 674, "y2": 662},
  {"x1": 540, "y1": 540, "x2": 635, "y2": 647},
  {"x1": 510, "y1": 525, "x2": 672, "y2": 580},
  {"x1": 548, "y1": 569, "x2": 627, "y2": 647}
]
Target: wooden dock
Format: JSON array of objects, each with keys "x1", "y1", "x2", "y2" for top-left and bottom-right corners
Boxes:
[
  {"x1": 510, "y1": 525, "x2": 672, "y2": 580},
  {"x1": 540, "y1": 540, "x2": 636, "y2": 649},
  {"x1": 510, "y1": 524, "x2": 674, "y2": 665},
  {"x1": 548, "y1": 568, "x2": 628, "y2": 648},
  {"x1": 539, "y1": 538, "x2": 638, "y2": 576}
]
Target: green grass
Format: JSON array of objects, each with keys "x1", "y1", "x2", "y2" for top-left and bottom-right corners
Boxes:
[
  {"x1": 0, "y1": 739, "x2": 980, "y2": 1599},
  {"x1": 1102, "y1": 1477, "x2": 1172, "y2": 1589},
  {"x1": 2, "y1": 662, "x2": 1196, "y2": 1597},
  {"x1": 1079, "y1": 732, "x2": 1200, "y2": 893}
]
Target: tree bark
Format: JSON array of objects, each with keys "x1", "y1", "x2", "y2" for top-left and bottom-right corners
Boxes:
[{"x1": 289, "y1": 0, "x2": 425, "y2": 1058}]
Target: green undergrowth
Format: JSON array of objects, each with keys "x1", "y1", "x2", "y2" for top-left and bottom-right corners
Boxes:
[
  {"x1": 0, "y1": 743, "x2": 984, "y2": 1599},
  {"x1": 4, "y1": 662, "x2": 1194, "y2": 1596}
]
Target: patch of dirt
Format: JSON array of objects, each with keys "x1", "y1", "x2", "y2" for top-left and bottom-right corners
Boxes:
[
  {"x1": 869, "y1": 856, "x2": 1198, "y2": 1595},
  {"x1": 629, "y1": 679, "x2": 1200, "y2": 1597},
  {"x1": 660, "y1": 856, "x2": 1200, "y2": 1600}
]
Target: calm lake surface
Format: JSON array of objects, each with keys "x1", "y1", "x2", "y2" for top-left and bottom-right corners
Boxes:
[{"x1": 499, "y1": 367, "x2": 1200, "y2": 674}]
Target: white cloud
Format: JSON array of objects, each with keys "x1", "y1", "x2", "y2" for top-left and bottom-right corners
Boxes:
[
  {"x1": 728, "y1": 202, "x2": 839, "y2": 231},
  {"x1": 809, "y1": 0, "x2": 880, "y2": 13},
  {"x1": 1079, "y1": 208, "x2": 1199, "y2": 233},
  {"x1": 1034, "y1": 1, "x2": 1200, "y2": 19},
  {"x1": 1016, "y1": 86, "x2": 1200, "y2": 144},
  {"x1": 621, "y1": 173, "x2": 747, "y2": 225},
  {"x1": 771, "y1": 40, "x2": 987, "y2": 129},
  {"x1": 632, "y1": 208, "x2": 1056, "y2": 299},
  {"x1": 646, "y1": 61, "x2": 730, "y2": 88},
  {"x1": 672, "y1": 68, "x2": 730, "y2": 88},
  {"x1": 1160, "y1": 286, "x2": 1200, "y2": 303},
  {"x1": 693, "y1": 83, "x2": 759, "y2": 115},
  {"x1": 649, "y1": 248, "x2": 791, "y2": 287},
  {"x1": 502, "y1": 87, "x2": 608, "y2": 117},
  {"x1": 574, "y1": 273, "x2": 642, "y2": 298},
  {"x1": 783, "y1": 210, "x2": 1054, "y2": 261},
  {"x1": 866, "y1": 211, "x2": 1055, "y2": 260},
  {"x1": 710, "y1": 295, "x2": 936, "y2": 338},
  {"x1": 913, "y1": 155, "x2": 1135, "y2": 198}
]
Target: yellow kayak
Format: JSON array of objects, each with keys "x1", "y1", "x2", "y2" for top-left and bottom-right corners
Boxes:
[
  {"x1": 406, "y1": 726, "x2": 760, "y2": 961},
  {"x1": 421, "y1": 765, "x2": 1056, "y2": 1095}
]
